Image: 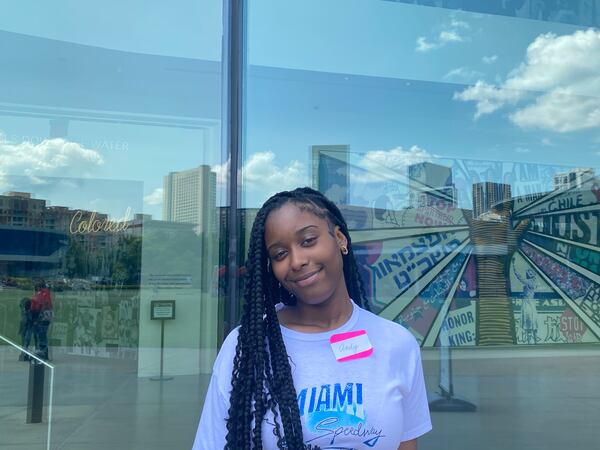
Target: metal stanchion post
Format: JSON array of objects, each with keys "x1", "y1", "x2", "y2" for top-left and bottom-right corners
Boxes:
[
  {"x1": 150, "y1": 319, "x2": 173, "y2": 381},
  {"x1": 27, "y1": 359, "x2": 45, "y2": 423},
  {"x1": 150, "y1": 300, "x2": 175, "y2": 381}
]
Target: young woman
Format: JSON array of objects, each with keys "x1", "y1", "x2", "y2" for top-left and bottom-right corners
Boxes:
[{"x1": 193, "y1": 187, "x2": 432, "y2": 449}]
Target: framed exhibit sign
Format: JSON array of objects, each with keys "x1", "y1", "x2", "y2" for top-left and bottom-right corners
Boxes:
[{"x1": 150, "y1": 300, "x2": 176, "y2": 320}]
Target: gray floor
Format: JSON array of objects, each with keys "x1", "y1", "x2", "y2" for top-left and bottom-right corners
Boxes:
[
  {"x1": 421, "y1": 347, "x2": 600, "y2": 450},
  {"x1": 1, "y1": 345, "x2": 599, "y2": 449}
]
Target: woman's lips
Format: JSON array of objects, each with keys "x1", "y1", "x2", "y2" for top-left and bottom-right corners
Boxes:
[{"x1": 292, "y1": 269, "x2": 321, "y2": 287}]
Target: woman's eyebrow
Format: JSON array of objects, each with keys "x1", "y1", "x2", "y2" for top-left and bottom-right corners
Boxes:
[
  {"x1": 294, "y1": 224, "x2": 319, "y2": 235},
  {"x1": 266, "y1": 225, "x2": 320, "y2": 251}
]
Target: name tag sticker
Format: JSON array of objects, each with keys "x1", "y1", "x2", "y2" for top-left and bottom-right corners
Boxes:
[{"x1": 329, "y1": 329, "x2": 373, "y2": 362}]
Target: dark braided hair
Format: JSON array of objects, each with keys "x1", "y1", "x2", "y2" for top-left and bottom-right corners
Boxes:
[{"x1": 225, "y1": 187, "x2": 369, "y2": 449}]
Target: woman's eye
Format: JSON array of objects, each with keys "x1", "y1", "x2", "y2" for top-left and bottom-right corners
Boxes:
[
  {"x1": 302, "y1": 237, "x2": 317, "y2": 246},
  {"x1": 273, "y1": 250, "x2": 287, "y2": 260}
]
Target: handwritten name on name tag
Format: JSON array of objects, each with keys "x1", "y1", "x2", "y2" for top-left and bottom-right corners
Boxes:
[{"x1": 329, "y1": 330, "x2": 373, "y2": 362}]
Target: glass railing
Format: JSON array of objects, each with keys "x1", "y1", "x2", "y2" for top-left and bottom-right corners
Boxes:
[{"x1": 0, "y1": 334, "x2": 54, "y2": 450}]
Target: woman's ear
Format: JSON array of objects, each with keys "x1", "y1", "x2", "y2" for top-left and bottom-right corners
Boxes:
[{"x1": 334, "y1": 226, "x2": 348, "y2": 249}]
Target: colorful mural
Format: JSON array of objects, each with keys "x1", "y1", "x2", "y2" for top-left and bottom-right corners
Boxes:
[{"x1": 316, "y1": 149, "x2": 600, "y2": 347}]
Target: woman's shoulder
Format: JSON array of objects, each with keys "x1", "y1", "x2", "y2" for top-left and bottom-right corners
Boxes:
[
  {"x1": 209, "y1": 326, "x2": 240, "y2": 398},
  {"x1": 358, "y1": 306, "x2": 420, "y2": 351},
  {"x1": 214, "y1": 326, "x2": 240, "y2": 369}
]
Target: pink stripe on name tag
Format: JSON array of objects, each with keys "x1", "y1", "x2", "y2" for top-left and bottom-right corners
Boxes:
[{"x1": 329, "y1": 329, "x2": 373, "y2": 362}]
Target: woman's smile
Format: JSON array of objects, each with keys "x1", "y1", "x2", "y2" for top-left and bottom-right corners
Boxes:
[{"x1": 290, "y1": 268, "x2": 322, "y2": 287}]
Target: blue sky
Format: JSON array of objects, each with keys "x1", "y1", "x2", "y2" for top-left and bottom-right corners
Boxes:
[
  {"x1": 0, "y1": 0, "x2": 222, "y2": 60},
  {"x1": 243, "y1": 0, "x2": 600, "y2": 206},
  {"x1": 1, "y1": 0, "x2": 599, "y2": 217}
]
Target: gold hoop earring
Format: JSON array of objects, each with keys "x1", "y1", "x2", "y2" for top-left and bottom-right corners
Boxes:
[{"x1": 340, "y1": 246, "x2": 348, "y2": 255}]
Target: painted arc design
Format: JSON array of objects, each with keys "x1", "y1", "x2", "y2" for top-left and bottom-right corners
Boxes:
[{"x1": 316, "y1": 150, "x2": 600, "y2": 347}]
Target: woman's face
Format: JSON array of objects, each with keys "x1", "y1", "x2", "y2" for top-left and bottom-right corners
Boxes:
[{"x1": 264, "y1": 203, "x2": 349, "y2": 307}]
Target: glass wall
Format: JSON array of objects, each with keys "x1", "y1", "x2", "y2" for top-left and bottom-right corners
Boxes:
[
  {"x1": 2, "y1": 1, "x2": 600, "y2": 449},
  {"x1": 244, "y1": 0, "x2": 600, "y2": 449},
  {"x1": 0, "y1": 1, "x2": 224, "y2": 449}
]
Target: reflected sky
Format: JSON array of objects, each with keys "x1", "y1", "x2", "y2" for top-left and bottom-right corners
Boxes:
[
  {"x1": 0, "y1": 0, "x2": 222, "y2": 60},
  {"x1": 244, "y1": 0, "x2": 600, "y2": 206},
  {"x1": 0, "y1": 0, "x2": 599, "y2": 215}
]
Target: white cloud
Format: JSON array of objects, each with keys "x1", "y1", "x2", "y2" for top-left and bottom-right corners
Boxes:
[
  {"x1": 455, "y1": 29, "x2": 600, "y2": 132},
  {"x1": 355, "y1": 146, "x2": 433, "y2": 183},
  {"x1": 323, "y1": 184, "x2": 348, "y2": 204},
  {"x1": 514, "y1": 147, "x2": 531, "y2": 153},
  {"x1": 482, "y1": 55, "x2": 498, "y2": 64},
  {"x1": 211, "y1": 153, "x2": 308, "y2": 198},
  {"x1": 503, "y1": 30, "x2": 600, "y2": 94},
  {"x1": 453, "y1": 80, "x2": 522, "y2": 118},
  {"x1": 211, "y1": 158, "x2": 230, "y2": 187},
  {"x1": 541, "y1": 138, "x2": 554, "y2": 146},
  {"x1": 144, "y1": 188, "x2": 163, "y2": 205},
  {"x1": 416, "y1": 37, "x2": 437, "y2": 52},
  {"x1": 440, "y1": 30, "x2": 463, "y2": 43},
  {"x1": 0, "y1": 136, "x2": 103, "y2": 191},
  {"x1": 416, "y1": 18, "x2": 469, "y2": 52},
  {"x1": 450, "y1": 19, "x2": 469, "y2": 29},
  {"x1": 242, "y1": 151, "x2": 308, "y2": 194},
  {"x1": 443, "y1": 67, "x2": 484, "y2": 82},
  {"x1": 510, "y1": 89, "x2": 600, "y2": 132}
]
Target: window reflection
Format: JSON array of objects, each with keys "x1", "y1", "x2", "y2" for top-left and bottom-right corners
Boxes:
[
  {"x1": 384, "y1": 0, "x2": 600, "y2": 26},
  {"x1": 0, "y1": 2, "x2": 223, "y2": 447},
  {"x1": 245, "y1": 2, "x2": 600, "y2": 447}
]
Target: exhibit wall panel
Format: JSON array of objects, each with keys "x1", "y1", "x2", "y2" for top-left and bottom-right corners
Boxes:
[{"x1": 0, "y1": 1, "x2": 225, "y2": 449}]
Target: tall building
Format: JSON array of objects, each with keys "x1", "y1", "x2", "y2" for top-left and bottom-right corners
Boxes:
[
  {"x1": 163, "y1": 165, "x2": 217, "y2": 233},
  {"x1": 472, "y1": 182, "x2": 512, "y2": 219},
  {"x1": 553, "y1": 168, "x2": 595, "y2": 190},
  {"x1": 408, "y1": 162, "x2": 457, "y2": 208}
]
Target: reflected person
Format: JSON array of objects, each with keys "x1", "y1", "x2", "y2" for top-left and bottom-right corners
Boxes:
[
  {"x1": 30, "y1": 282, "x2": 53, "y2": 360},
  {"x1": 18, "y1": 297, "x2": 34, "y2": 361}
]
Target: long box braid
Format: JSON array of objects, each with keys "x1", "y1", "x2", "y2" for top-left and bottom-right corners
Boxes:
[{"x1": 225, "y1": 187, "x2": 369, "y2": 449}]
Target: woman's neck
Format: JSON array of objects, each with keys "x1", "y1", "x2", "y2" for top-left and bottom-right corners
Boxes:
[{"x1": 278, "y1": 295, "x2": 354, "y2": 333}]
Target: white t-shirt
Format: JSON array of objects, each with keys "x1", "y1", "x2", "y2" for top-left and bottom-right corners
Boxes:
[{"x1": 193, "y1": 301, "x2": 432, "y2": 449}]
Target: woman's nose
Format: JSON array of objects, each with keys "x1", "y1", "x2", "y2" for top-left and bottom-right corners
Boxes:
[{"x1": 289, "y1": 249, "x2": 308, "y2": 270}]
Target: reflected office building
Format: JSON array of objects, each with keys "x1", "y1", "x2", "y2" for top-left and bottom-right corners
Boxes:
[{"x1": 163, "y1": 165, "x2": 217, "y2": 233}]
